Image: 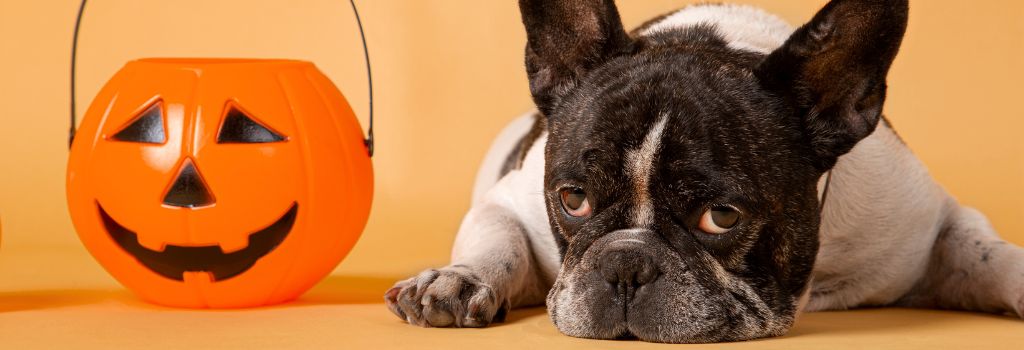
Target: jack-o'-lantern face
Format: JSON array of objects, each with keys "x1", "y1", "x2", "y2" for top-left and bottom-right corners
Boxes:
[
  {"x1": 98, "y1": 99, "x2": 296, "y2": 282},
  {"x1": 67, "y1": 58, "x2": 373, "y2": 308}
]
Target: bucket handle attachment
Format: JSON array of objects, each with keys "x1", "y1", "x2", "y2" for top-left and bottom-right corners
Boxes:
[{"x1": 69, "y1": 0, "x2": 376, "y2": 157}]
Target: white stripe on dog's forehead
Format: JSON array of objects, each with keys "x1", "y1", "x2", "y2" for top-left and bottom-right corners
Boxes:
[{"x1": 625, "y1": 115, "x2": 669, "y2": 228}]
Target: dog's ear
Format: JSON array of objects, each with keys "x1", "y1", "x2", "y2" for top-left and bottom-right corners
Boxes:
[
  {"x1": 519, "y1": 0, "x2": 632, "y2": 116},
  {"x1": 757, "y1": 0, "x2": 908, "y2": 171}
]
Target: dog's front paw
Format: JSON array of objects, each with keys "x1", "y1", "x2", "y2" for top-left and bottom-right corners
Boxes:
[{"x1": 384, "y1": 266, "x2": 510, "y2": 327}]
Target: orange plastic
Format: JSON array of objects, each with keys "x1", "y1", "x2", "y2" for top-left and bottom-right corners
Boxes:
[{"x1": 66, "y1": 58, "x2": 373, "y2": 308}]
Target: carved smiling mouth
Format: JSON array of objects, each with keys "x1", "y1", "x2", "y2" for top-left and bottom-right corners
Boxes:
[{"x1": 98, "y1": 202, "x2": 298, "y2": 281}]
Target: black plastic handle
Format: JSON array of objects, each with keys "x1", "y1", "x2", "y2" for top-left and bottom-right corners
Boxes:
[{"x1": 69, "y1": 0, "x2": 375, "y2": 157}]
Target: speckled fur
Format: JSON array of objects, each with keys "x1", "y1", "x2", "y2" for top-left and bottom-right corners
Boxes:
[{"x1": 384, "y1": 0, "x2": 1024, "y2": 343}]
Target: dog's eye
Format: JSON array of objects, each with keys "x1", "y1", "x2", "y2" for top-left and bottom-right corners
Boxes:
[
  {"x1": 559, "y1": 187, "x2": 592, "y2": 217},
  {"x1": 698, "y1": 205, "x2": 740, "y2": 234}
]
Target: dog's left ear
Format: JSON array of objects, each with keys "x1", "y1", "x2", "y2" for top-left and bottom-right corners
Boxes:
[
  {"x1": 757, "y1": 0, "x2": 908, "y2": 171},
  {"x1": 519, "y1": 0, "x2": 632, "y2": 117}
]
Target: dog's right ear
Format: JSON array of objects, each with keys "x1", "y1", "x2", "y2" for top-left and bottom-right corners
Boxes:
[
  {"x1": 519, "y1": 0, "x2": 632, "y2": 116},
  {"x1": 757, "y1": 0, "x2": 908, "y2": 171}
]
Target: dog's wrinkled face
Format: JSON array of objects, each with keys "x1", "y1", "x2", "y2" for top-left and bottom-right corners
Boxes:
[
  {"x1": 519, "y1": 0, "x2": 907, "y2": 343},
  {"x1": 542, "y1": 32, "x2": 821, "y2": 342}
]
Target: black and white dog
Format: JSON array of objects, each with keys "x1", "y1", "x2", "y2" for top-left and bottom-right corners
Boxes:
[{"x1": 385, "y1": 0, "x2": 1024, "y2": 343}]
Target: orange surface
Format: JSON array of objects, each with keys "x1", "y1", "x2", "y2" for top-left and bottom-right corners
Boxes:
[
  {"x1": 2, "y1": 245, "x2": 1024, "y2": 349},
  {"x1": 1, "y1": 0, "x2": 1022, "y2": 348}
]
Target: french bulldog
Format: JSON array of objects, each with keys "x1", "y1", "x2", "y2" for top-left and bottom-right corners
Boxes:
[{"x1": 384, "y1": 0, "x2": 1024, "y2": 343}]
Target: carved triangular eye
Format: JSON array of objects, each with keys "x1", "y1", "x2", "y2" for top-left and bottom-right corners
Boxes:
[
  {"x1": 217, "y1": 105, "x2": 286, "y2": 143},
  {"x1": 112, "y1": 101, "x2": 166, "y2": 144}
]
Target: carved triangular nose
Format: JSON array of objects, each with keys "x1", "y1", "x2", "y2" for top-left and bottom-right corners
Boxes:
[{"x1": 163, "y1": 159, "x2": 215, "y2": 208}]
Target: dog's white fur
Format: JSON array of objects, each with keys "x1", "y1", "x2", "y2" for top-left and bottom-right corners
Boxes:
[
  {"x1": 626, "y1": 114, "x2": 670, "y2": 228},
  {"x1": 458, "y1": 2, "x2": 1024, "y2": 315},
  {"x1": 642, "y1": 4, "x2": 792, "y2": 54},
  {"x1": 392, "y1": 4, "x2": 1024, "y2": 328}
]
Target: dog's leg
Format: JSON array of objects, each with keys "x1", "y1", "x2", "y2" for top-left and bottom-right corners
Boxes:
[
  {"x1": 898, "y1": 206, "x2": 1024, "y2": 317},
  {"x1": 384, "y1": 199, "x2": 548, "y2": 327}
]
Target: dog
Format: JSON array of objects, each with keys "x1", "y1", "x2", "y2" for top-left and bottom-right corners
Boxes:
[{"x1": 384, "y1": 0, "x2": 1024, "y2": 343}]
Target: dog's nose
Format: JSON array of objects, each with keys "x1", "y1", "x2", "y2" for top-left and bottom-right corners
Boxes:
[
  {"x1": 162, "y1": 159, "x2": 215, "y2": 208},
  {"x1": 598, "y1": 242, "x2": 659, "y2": 299}
]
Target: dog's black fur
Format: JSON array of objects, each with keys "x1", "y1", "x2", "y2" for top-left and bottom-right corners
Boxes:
[{"x1": 520, "y1": 0, "x2": 908, "y2": 342}]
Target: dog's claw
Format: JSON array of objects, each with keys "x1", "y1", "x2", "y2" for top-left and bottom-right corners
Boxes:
[{"x1": 384, "y1": 267, "x2": 506, "y2": 328}]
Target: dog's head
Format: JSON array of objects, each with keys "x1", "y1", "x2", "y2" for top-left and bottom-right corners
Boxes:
[{"x1": 520, "y1": 0, "x2": 907, "y2": 343}]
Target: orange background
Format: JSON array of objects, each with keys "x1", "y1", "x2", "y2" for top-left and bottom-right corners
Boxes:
[{"x1": 0, "y1": 0, "x2": 1022, "y2": 348}]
